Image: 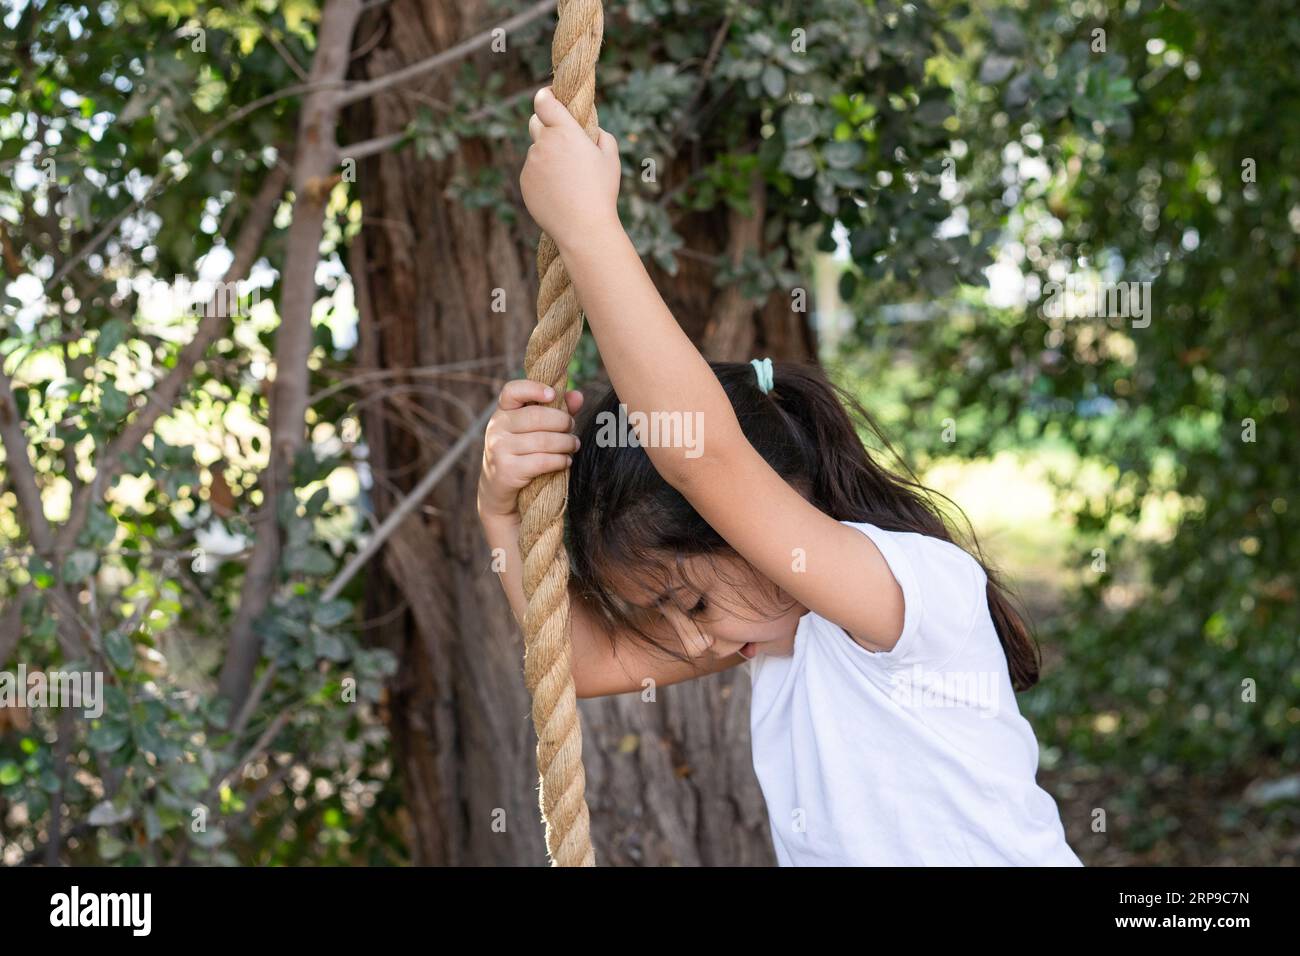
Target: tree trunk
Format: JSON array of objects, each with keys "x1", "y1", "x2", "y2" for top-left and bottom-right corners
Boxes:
[{"x1": 346, "y1": 0, "x2": 815, "y2": 865}]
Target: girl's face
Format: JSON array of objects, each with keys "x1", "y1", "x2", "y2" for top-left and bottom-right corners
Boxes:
[{"x1": 615, "y1": 554, "x2": 805, "y2": 661}]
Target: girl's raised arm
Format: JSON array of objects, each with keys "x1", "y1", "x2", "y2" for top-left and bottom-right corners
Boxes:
[{"x1": 520, "y1": 87, "x2": 907, "y2": 653}]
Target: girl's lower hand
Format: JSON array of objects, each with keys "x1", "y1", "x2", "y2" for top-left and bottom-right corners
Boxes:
[
  {"x1": 520, "y1": 86, "x2": 622, "y2": 251},
  {"x1": 477, "y1": 379, "x2": 584, "y2": 524}
]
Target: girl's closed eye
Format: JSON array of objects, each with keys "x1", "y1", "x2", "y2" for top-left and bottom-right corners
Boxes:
[
  {"x1": 652, "y1": 590, "x2": 707, "y2": 616},
  {"x1": 663, "y1": 593, "x2": 708, "y2": 617}
]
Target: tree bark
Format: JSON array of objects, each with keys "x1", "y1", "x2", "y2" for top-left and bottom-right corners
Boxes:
[{"x1": 347, "y1": 0, "x2": 814, "y2": 865}]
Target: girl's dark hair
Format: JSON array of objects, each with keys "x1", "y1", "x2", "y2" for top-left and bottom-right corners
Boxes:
[{"x1": 566, "y1": 360, "x2": 1041, "y2": 691}]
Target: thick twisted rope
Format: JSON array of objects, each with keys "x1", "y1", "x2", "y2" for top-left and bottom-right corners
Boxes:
[{"x1": 517, "y1": 0, "x2": 603, "y2": 868}]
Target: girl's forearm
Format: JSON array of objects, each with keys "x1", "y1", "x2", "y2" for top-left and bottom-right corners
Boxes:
[
  {"x1": 482, "y1": 508, "x2": 747, "y2": 698},
  {"x1": 556, "y1": 222, "x2": 745, "y2": 485},
  {"x1": 479, "y1": 512, "x2": 530, "y2": 631}
]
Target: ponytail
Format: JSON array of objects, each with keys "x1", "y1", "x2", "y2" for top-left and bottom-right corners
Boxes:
[{"x1": 752, "y1": 361, "x2": 1042, "y2": 691}]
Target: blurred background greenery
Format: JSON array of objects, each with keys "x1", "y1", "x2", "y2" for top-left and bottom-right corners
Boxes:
[{"x1": 0, "y1": 0, "x2": 1295, "y2": 866}]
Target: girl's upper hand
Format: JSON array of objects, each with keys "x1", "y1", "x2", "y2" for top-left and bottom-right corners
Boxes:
[
  {"x1": 519, "y1": 86, "x2": 622, "y2": 250},
  {"x1": 477, "y1": 379, "x2": 584, "y2": 523}
]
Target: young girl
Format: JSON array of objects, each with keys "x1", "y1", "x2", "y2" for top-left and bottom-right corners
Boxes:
[{"x1": 477, "y1": 87, "x2": 1082, "y2": 866}]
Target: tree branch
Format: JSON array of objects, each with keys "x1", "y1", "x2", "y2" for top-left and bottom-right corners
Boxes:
[
  {"x1": 227, "y1": 661, "x2": 279, "y2": 743},
  {"x1": 336, "y1": 0, "x2": 557, "y2": 107},
  {"x1": 0, "y1": 366, "x2": 56, "y2": 554},
  {"x1": 322, "y1": 399, "x2": 496, "y2": 602},
  {"x1": 0, "y1": 374, "x2": 93, "y2": 655},
  {"x1": 218, "y1": 0, "x2": 364, "y2": 713},
  {"x1": 340, "y1": 129, "x2": 409, "y2": 161},
  {"x1": 0, "y1": 587, "x2": 26, "y2": 668},
  {"x1": 337, "y1": 83, "x2": 542, "y2": 161}
]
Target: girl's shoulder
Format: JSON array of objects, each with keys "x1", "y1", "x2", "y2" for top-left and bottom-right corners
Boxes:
[
  {"x1": 839, "y1": 520, "x2": 986, "y2": 590},
  {"x1": 835, "y1": 520, "x2": 989, "y2": 667}
]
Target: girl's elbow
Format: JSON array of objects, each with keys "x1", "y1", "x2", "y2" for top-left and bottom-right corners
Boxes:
[
  {"x1": 573, "y1": 675, "x2": 597, "y2": 699},
  {"x1": 572, "y1": 674, "x2": 624, "y2": 700}
]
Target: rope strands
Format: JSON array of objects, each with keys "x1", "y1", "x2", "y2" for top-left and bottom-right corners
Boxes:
[{"x1": 516, "y1": 0, "x2": 604, "y2": 868}]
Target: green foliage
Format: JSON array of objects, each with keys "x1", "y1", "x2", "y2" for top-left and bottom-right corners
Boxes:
[
  {"x1": 597, "y1": 0, "x2": 992, "y2": 287},
  {"x1": 843, "y1": 0, "x2": 1299, "y2": 800},
  {"x1": 0, "y1": 0, "x2": 401, "y2": 865}
]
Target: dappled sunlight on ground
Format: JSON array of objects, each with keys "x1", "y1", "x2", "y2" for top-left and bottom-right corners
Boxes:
[{"x1": 921, "y1": 450, "x2": 1076, "y2": 621}]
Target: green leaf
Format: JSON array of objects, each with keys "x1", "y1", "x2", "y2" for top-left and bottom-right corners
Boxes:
[
  {"x1": 144, "y1": 805, "x2": 165, "y2": 842},
  {"x1": 104, "y1": 629, "x2": 136, "y2": 671},
  {"x1": 100, "y1": 381, "x2": 129, "y2": 420},
  {"x1": 134, "y1": 721, "x2": 169, "y2": 758},
  {"x1": 285, "y1": 545, "x2": 334, "y2": 576},
  {"x1": 292, "y1": 445, "x2": 340, "y2": 486},
  {"x1": 838, "y1": 270, "x2": 859, "y2": 302},
  {"x1": 96, "y1": 318, "x2": 130, "y2": 357},
  {"x1": 304, "y1": 486, "x2": 330, "y2": 516},
  {"x1": 761, "y1": 63, "x2": 786, "y2": 98},
  {"x1": 919, "y1": 266, "x2": 955, "y2": 296},
  {"x1": 781, "y1": 105, "x2": 819, "y2": 147},
  {"x1": 80, "y1": 506, "x2": 117, "y2": 549},
  {"x1": 314, "y1": 630, "x2": 347, "y2": 662},
  {"x1": 169, "y1": 762, "x2": 208, "y2": 796},
  {"x1": 87, "y1": 721, "x2": 130, "y2": 753},
  {"x1": 823, "y1": 140, "x2": 864, "y2": 170},
  {"x1": 97, "y1": 829, "x2": 127, "y2": 861},
  {"x1": 780, "y1": 148, "x2": 817, "y2": 180},
  {"x1": 189, "y1": 825, "x2": 227, "y2": 848},
  {"x1": 357, "y1": 648, "x2": 399, "y2": 679},
  {"x1": 915, "y1": 98, "x2": 954, "y2": 127},
  {"x1": 277, "y1": 489, "x2": 301, "y2": 528},
  {"x1": 29, "y1": 556, "x2": 54, "y2": 589},
  {"x1": 62, "y1": 549, "x2": 99, "y2": 583},
  {"x1": 814, "y1": 172, "x2": 838, "y2": 216},
  {"x1": 88, "y1": 799, "x2": 134, "y2": 826},
  {"x1": 312, "y1": 599, "x2": 352, "y2": 628}
]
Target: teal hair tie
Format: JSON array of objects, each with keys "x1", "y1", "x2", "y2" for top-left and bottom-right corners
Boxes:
[{"x1": 750, "y1": 356, "x2": 774, "y2": 394}]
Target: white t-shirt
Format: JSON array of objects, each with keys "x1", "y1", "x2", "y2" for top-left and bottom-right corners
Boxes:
[{"x1": 747, "y1": 520, "x2": 1082, "y2": 866}]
